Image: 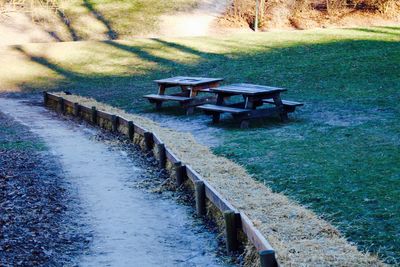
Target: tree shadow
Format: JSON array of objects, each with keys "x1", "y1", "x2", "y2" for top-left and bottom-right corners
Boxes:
[
  {"x1": 82, "y1": 0, "x2": 118, "y2": 40},
  {"x1": 13, "y1": 46, "x2": 81, "y2": 81},
  {"x1": 348, "y1": 27, "x2": 400, "y2": 36},
  {"x1": 56, "y1": 9, "x2": 81, "y2": 41}
]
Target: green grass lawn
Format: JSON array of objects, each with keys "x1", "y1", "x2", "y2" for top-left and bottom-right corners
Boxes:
[{"x1": 1, "y1": 26, "x2": 399, "y2": 263}]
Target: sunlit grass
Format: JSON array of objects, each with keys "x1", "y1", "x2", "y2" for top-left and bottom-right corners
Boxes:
[{"x1": 58, "y1": 0, "x2": 198, "y2": 38}]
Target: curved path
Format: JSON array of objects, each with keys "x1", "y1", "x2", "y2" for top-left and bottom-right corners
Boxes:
[{"x1": 0, "y1": 98, "x2": 230, "y2": 267}]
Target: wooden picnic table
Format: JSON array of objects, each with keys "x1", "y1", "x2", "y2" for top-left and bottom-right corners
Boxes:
[
  {"x1": 197, "y1": 83, "x2": 303, "y2": 128},
  {"x1": 144, "y1": 76, "x2": 223, "y2": 114}
]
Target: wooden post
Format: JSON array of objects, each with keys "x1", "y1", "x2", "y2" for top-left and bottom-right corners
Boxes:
[
  {"x1": 43, "y1": 91, "x2": 48, "y2": 106},
  {"x1": 156, "y1": 143, "x2": 166, "y2": 169},
  {"x1": 224, "y1": 211, "x2": 238, "y2": 252},
  {"x1": 111, "y1": 115, "x2": 118, "y2": 132},
  {"x1": 128, "y1": 121, "x2": 134, "y2": 140},
  {"x1": 57, "y1": 98, "x2": 64, "y2": 114},
  {"x1": 143, "y1": 132, "x2": 153, "y2": 151},
  {"x1": 254, "y1": 0, "x2": 259, "y2": 32},
  {"x1": 259, "y1": 250, "x2": 278, "y2": 267},
  {"x1": 172, "y1": 162, "x2": 185, "y2": 186},
  {"x1": 91, "y1": 106, "x2": 97, "y2": 124},
  {"x1": 73, "y1": 103, "x2": 79, "y2": 117},
  {"x1": 195, "y1": 180, "x2": 206, "y2": 216}
]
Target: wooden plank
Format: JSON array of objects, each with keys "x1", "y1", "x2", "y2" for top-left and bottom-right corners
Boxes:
[
  {"x1": 152, "y1": 133, "x2": 163, "y2": 145},
  {"x1": 263, "y1": 99, "x2": 304, "y2": 107},
  {"x1": 144, "y1": 94, "x2": 192, "y2": 102},
  {"x1": 197, "y1": 104, "x2": 250, "y2": 114},
  {"x1": 185, "y1": 165, "x2": 202, "y2": 183},
  {"x1": 154, "y1": 76, "x2": 223, "y2": 86},
  {"x1": 203, "y1": 180, "x2": 238, "y2": 213},
  {"x1": 211, "y1": 84, "x2": 286, "y2": 96},
  {"x1": 117, "y1": 116, "x2": 129, "y2": 126},
  {"x1": 46, "y1": 93, "x2": 60, "y2": 101},
  {"x1": 96, "y1": 110, "x2": 114, "y2": 121},
  {"x1": 165, "y1": 147, "x2": 181, "y2": 164},
  {"x1": 63, "y1": 99, "x2": 74, "y2": 108},
  {"x1": 79, "y1": 105, "x2": 92, "y2": 114},
  {"x1": 240, "y1": 212, "x2": 274, "y2": 252},
  {"x1": 134, "y1": 124, "x2": 148, "y2": 136}
]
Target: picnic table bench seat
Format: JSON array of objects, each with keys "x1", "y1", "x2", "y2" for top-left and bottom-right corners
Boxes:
[
  {"x1": 197, "y1": 104, "x2": 251, "y2": 114},
  {"x1": 263, "y1": 99, "x2": 303, "y2": 112},
  {"x1": 144, "y1": 94, "x2": 192, "y2": 103}
]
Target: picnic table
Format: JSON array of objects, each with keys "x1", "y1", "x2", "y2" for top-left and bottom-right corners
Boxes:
[
  {"x1": 197, "y1": 83, "x2": 303, "y2": 128},
  {"x1": 144, "y1": 76, "x2": 223, "y2": 114}
]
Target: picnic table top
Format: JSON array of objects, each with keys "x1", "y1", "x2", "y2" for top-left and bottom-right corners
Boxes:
[
  {"x1": 210, "y1": 83, "x2": 287, "y2": 96},
  {"x1": 154, "y1": 76, "x2": 224, "y2": 86}
]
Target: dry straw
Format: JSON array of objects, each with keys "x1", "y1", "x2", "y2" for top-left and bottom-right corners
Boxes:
[{"x1": 56, "y1": 92, "x2": 385, "y2": 266}]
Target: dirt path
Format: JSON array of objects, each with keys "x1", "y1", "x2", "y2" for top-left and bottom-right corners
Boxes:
[
  {"x1": 0, "y1": 98, "x2": 231, "y2": 266},
  {"x1": 157, "y1": 0, "x2": 231, "y2": 37}
]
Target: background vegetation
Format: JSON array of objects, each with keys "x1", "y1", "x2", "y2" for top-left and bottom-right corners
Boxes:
[{"x1": 224, "y1": 0, "x2": 399, "y2": 29}]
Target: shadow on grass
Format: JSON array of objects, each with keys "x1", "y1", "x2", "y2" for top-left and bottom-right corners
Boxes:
[
  {"x1": 10, "y1": 29, "x2": 400, "y2": 264},
  {"x1": 56, "y1": 9, "x2": 81, "y2": 41},
  {"x1": 82, "y1": 0, "x2": 118, "y2": 40}
]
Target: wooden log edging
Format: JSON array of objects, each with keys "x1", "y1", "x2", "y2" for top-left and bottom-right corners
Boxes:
[{"x1": 43, "y1": 92, "x2": 279, "y2": 267}]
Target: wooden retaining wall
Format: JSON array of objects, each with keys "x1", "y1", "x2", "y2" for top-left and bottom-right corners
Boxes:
[{"x1": 44, "y1": 92, "x2": 278, "y2": 267}]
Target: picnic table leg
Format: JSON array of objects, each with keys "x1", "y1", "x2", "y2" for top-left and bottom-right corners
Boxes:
[
  {"x1": 185, "y1": 88, "x2": 199, "y2": 115},
  {"x1": 240, "y1": 120, "x2": 250, "y2": 129},
  {"x1": 240, "y1": 97, "x2": 257, "y2": 128},
  {"x1": 158, "y1": 84, "x2": 166, "y2": 95},
  {"x1": 211, "y1": 93, "x2": 226, "y2": 123},
  {"x1": 212, "y1": 113, "x2": 221, "y2": 123},
  {"x1": 273, "y1": 95, "x2": 288, "y2": 122},
  {"x1": 155, "y1": 101, "x2": 162, "y2": 110},
  {"x1": 186, "y1": 106, "x2": 195, "y2": 115}
]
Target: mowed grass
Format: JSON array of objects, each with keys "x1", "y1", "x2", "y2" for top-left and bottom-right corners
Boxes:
[
  {"x1": 1, "y1": 27, "x2": 399, "y2": 263},
  {"x1": 0, "y1": 114, "x2": 46, "y2": 151}
]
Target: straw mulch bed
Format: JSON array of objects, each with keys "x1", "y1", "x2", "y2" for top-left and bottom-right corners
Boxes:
[{"x1": 56, "y1": 92, "x2": 385, "y2": 266}]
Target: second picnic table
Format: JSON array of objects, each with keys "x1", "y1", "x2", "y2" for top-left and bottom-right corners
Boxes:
[
  {"x1": 144, "y1": 76, "x2": 223, "y2": 115},
  {"x1": 197, "y1": 83, "x2": 303, "y2": 128}
]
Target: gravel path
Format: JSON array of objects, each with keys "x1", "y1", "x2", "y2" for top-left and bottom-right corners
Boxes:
[{"x1": 0, "y1": 98, "x2": 232, "y2": 266}]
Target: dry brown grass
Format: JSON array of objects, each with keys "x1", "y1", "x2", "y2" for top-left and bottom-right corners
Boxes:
[
  {"x1": 55, "y1": 92, "x2": 387, "y2": 266},
  {"x1": 221, "y1": 0, "x2": 400, "y2": 30}
]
